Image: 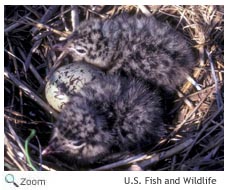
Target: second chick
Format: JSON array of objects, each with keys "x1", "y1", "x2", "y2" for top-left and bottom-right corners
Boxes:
[{"x1": 43, "y1": 75, "x2": 165, "y2": 165}]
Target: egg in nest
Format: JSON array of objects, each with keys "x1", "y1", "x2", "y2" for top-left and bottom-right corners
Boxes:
[{"x1": 45, "y1": 62, "x2": 104, "y2": 111}]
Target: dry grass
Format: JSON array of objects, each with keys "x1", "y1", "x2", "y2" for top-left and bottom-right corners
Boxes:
[{"x1": 4, "y1": 5, "x2": 224, "y2": 171}]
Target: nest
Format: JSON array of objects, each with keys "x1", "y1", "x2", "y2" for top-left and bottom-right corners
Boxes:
[{"x1": 4, "y1": 5, "x2": 224, "y2": 171}]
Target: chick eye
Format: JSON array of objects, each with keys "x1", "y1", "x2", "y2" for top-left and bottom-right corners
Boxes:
[
  {"x1": 72, "y1": 140, "x2": 84, "y2": 146},
  {"x1": 71, "y1": 140, "x2": 86, "y2": 149},
  {"x1": 75, "y1": 46, "x2": 87, "y2": 56}
]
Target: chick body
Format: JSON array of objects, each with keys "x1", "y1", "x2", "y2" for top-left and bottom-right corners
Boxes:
[
  {"x1": 44, "y1": 75, "x2": 165, "y2": 165},
  {"x1": 63, "y1": 14, "x2": 194, "y2": 89}
]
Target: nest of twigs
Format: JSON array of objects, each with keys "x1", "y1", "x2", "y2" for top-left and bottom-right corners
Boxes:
[{"x1": 4, "y1": 5, "x2": 224, "y2": 171}]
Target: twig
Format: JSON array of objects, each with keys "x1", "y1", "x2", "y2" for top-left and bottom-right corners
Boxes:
[
  {"x1": 186, "y1": 75, "x2": 202, "y2": 91},
  {"x1": 45, "y1": 51, "x2": 67, "y2": 82},
  {"x1": 24, "y1": 39, "x2": 42, "y2": 71},
  {"x1": 93, "y1": 139, "x2": 194, "y2": 171},
  {"x1": 31, "y1": 5, "x2": 59, "y2": 35},
  {"x1": 206, "y1": 49, "x2": 223, "y2": 108},
  {"x1": 5, "y1": 47, "x2": 45, "y2": 88},
  {"x1": 92, "y1": 154, "x2": 147, "y2": 171},
  {"x1": 4, "y1": 67, "x2": 58, "y2": 118},
  {"x1": 71, "y1": 6, "x2": 80, "y2": 32},
  {"x1": 60, "y1": 6, "x2": 70, "y2": 32},
  {"x1": 139, "y1": 138, "x2": 194, "y2": 169},
  {"x1": 5, "y1": 120, "x2": 27, "y2": 170},
  {"x1": 182, "y1": 45, "x2": 205, "y2": 93},
  {"x1": 17, "y1": 47, "x2": 45, "y2": 87},
  {"x1": 197, "y1": 119, "x2": 223, "y2": 143},
  {"x1": 178, "y1": 106, "x2": 223, "y2": 166},
  {"x1": 5, "y1": 137, "x2": 26, "y2": 171},
  {"x1": 6, "y1": 120, "x2": 26, "y2": 157},
  {"x1": 138, "y1": 5, "x2": 152, "y2": 16},
  {"x1": 177, "y1": 90, "x2": 194, "y2": 109},
  {"x1": 185, "y1": 84, "x2": 215, "y2": 98},
  {"x1": 78, "y1": 5, "x2": 106, "y2": 18},
  {"x1": 23, "y1": 5, "x2": 40, "y2": 18},
  {"x1": 25, "y1": 16, "x2": 68, "y2": 37},
  {"x1": 4, "y1": 12, "x2": 31, "y2": 33},
  {"x1": 35, "y1": 136, "x2": 43, "y2": 171},
  {"x1": 170, "y1": 87, "x2": 214, "y2": 136}
]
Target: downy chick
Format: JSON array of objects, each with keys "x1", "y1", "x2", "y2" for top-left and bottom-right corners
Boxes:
[
  {"x1": 59, "y1": 14, "x2": 195, "y2": 90},
  {"x1": 43, "y1": 75, "x2": 165, "y2": 165}
]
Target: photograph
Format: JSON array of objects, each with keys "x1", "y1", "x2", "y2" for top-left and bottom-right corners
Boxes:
[{"x1": 4, "y1": 5, "x2": 224, "y2": 171}]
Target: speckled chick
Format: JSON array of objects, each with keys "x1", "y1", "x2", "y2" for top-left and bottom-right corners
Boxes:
[
  {"x1": 60, "y1": 14, "x2": 195, "y2": 90},
  {"x1": 43, "y1": 75, "x2": 165, "y2": 165}
]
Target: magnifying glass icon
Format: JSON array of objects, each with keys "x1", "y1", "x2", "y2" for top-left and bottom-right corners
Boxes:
[{"x1": 5, "y1": 174, "x2": 19, "y2": 187}]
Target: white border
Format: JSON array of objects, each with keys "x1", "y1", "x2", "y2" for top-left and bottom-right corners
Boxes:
[
  {"x1": 1, "y1": 1, "x2": 226, "y2": 190},
  {"x1": 1, "y1": 171, "x2": 226, "y2": 190}
]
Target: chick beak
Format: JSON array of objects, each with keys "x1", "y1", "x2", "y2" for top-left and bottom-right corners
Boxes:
[
  {"x1": 52, "y1": 43, "x2": 65, "y2": 51},
  {"x1": 42, "y1": 143, "x2": 57, "y2": 156},
  {"x1": 53, "y1": 43, "x2": 76, "y2": 55},
  {"x1": 42, "y1": 146, "x2": 52, "y2": 156}
]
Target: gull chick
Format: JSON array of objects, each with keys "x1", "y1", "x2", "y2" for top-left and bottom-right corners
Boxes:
[
  {"x1": 42, "y1": 75, "x2": 165, "y2": 165},
  {"x1": 60, "y1": 14, "x2": 195, "y2": 90}
]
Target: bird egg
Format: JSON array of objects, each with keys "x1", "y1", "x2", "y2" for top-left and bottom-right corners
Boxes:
[{"x1": 45, "y1": 62, "x2": 104, "y2": 111}]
